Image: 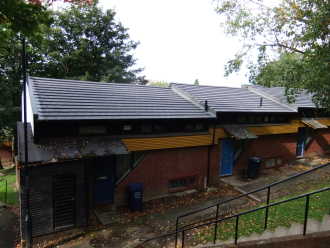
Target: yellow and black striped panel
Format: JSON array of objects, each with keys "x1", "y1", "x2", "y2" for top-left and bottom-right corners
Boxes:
[
  {"x1": 247, "y1": 121, "x2": 304, "y2": 136},
  {"x1": 122, "y1": 134, "x2": 213, "y2": 152}
]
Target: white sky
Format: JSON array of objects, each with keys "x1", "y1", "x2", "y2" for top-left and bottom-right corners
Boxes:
[{"x1": 98, "y1": 0, "x2": 247, "y2": 87}]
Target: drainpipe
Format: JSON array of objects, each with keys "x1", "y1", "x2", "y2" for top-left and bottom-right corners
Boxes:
[
  {"x1": 206, "y1": 120, "x2": 217, "y2": 186},
  {"x1": 21, "y1": 36, "x2": 32, "y2": 248}
]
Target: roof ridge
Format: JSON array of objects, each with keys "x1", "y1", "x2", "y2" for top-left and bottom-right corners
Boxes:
[
  {"x1": 247, "y1": 86, "x2": 297, "y2": 112},
  {"x1": 171, "y1": 85, "x2": 217, "y2": 117},
  {"x1": 171, "y1": 82, "x2": 241, "y2": 90},
  {"x1": 29, "y1": 76, "x2": 173, "y2": 90}
]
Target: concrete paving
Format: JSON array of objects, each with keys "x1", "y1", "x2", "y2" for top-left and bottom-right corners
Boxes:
[
  {"x1": 221, "y1": 156, "x2": 330, "y2": 203},
  {"x1": 0, "y1": 206, "x2": 18, "y2": 248}
]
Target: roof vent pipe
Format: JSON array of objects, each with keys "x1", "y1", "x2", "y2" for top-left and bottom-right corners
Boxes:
[
  {"x1": 205, "y1": 100, "x2": 209, "y2": 111},
  {"x1": 259, "y1": 97, "x2": 263, "y2": 107}
]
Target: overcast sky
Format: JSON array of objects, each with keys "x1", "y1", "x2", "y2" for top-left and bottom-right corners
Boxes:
[{"x1": 98, "y1": 0, "x2": 247, "y2": 87}]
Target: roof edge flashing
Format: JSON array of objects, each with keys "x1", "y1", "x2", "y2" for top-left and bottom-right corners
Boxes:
[
  {"x1": 171, "y1": 84, "x2": 217, "y2": 117},
  {"x1": 247, "y1": 86, "x2": 297, "y2": 113}
]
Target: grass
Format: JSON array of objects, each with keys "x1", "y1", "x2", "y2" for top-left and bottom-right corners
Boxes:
[
  {"x1": 195, "y1": 181, "x2": 330, "y2": 243},
  {"x1": 0, "y1": 167, "x2": 18, "y2": 205}
]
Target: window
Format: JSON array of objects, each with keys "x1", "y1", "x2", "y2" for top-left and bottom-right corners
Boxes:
[
  {"x1": 79, "y1": 126, "x2": 107, "y2": 135},
  {"x1": 265, "y1": 158, "x2": 276, "y2": 168},
  {"x1": 123, "y1": 124, "x2": 132, "y2": 131},
  {"x1": 169, "y1": 176, "x2": 196, "y2": 190},
  {"x1": 141, "y1": 124, "x2": 152, "y2": 133},
  {"x1": 237, "y1": 115, "x2": 247, "y2": 123},
  {"x1": 195, "y1": 123, "x2": 205, "y2": 131},
  {"x1": 264, "y1": 157, "x2": 282, "y2": 168}
]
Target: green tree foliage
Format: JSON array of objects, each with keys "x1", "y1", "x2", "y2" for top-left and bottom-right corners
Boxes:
[
  {"x1": 31, "y1": 4, "x2": 142, "y2": 82},
  {"x1": 148, "y1": 81, "x2": 169, "y2": 88},
  {"x1": 0, "y1": 3, "x2": 142, "y2": 134},
  {"x1": 0, "y1": 0, "x2": 50, "y2": 40},
  {"x1": 0, "y1": 0, "x2": 92, "y2": 42},
  {"x1": 216, "y1": 0, "x2": 330, "y2": 107}
]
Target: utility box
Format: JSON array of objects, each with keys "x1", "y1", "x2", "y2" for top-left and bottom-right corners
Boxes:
[
  {"x1": 247, "y1": 157, "x2": 261, "y2": 179},
  {"x1": 128, "y1": 183, "x2": 143, "y2": 211}
]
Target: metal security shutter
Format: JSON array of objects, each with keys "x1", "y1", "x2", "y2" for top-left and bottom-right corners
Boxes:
[
  {"x1": 53, "y1": 174, "x2": 76, "y2": 230},
  {"x1": 29, "y1": 175, "x2": 53, "y2": 237}
]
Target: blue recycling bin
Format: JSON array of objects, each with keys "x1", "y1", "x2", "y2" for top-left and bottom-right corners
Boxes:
[
  {"x1": 128, "y1": 183, "x2": 143, "y2": 211},
  {"x1": 247, "y1": 157, "x2": 261, "y2": 179}
]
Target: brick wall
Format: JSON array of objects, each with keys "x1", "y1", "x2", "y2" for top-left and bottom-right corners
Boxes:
[
  {"x1": 234, "y1": 134, "x2": 298, "y2": 173},
  {"x1": 0, "y1": 146, "x2": 12, "y2": 166},
  {"x1": 305, "y1": 129, "x2": 330, "y2": 156},
  {"x1": 116, "y1": 146, "x2": 218, "y2": 205},
  {"x1": 233, "y1": 129, "x2": 330, "y2": 174}
]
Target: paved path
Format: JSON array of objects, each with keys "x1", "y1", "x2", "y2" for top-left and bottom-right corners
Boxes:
[{"x1": 0, "y1": 206, "x2": 18, "y2": 248}]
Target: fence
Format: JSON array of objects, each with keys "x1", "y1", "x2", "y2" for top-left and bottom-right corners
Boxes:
[{"x1": 138, "y1": 186, "x2": 330, "y2": 248}]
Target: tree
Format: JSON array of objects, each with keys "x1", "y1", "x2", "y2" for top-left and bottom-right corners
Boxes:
[
  {"x1": 194, "y1": 79, "x2": 200, "y2": 85},
  {"x1": 148, "y1": 81, "x2": 169, "y2": 88},
  {"x1": 0, "y1": 3, "x2": 142, "y2": 135},
  {"x1": 0, "y1": 0, "x2": 93, "y2": 42},
  {"x1": 216, "y1": 0, "x2": 330, "y2": 108},
  {"x1": 31, "y1": 4, "x2": 142, "y2": 83}
]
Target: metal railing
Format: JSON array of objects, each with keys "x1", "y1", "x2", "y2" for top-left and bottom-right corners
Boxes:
[
  {"x1": 174, "y1": 162, "x2": 330, "y2": 246},
  {"x1": 137, "y1": 162, "x2": 330, "y2": 247},
  {"x1": 138, "y1": 186, "x2": 330, "y2": 248},
  {"x1": 0, "y1": 178, "x2": 8, "y2": 204}
]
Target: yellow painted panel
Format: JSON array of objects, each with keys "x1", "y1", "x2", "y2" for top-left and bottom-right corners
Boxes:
[
  {"x1": 248, "y1": 121, "x2": 304, "y2": 136},
  {"x1": 122, "y1": 134, "x2": 212, "y2": 151},
  {"x1": 214, "y1": 128, "x2": 228, "y2": 143},
  {"x1": 317, "y1": 118, "x2": 330, "y2": 126},
  {"x1": 207, "y1": 128, "x2": 228, "y2": 144}
]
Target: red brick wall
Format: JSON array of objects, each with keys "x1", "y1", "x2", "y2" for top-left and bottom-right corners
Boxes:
[
  {"x1": 232, "y1": 129, "x2": 330, "y2": 174},
  {"x1": 116, "y1": 146, "x2": 217, "y2": 205},
  {"x1": 234, "y1": 134, "x2": 298, "y2": 173},
  {"x1": 305, "y1": 129, "x2": 330, "y2": 156},
  {"x1": 0, "y1": 146, "x2": 12, "y2": 166}
]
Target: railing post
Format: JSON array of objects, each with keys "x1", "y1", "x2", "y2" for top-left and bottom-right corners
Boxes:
[
  {"x1": 181, "y1": 230, "x2": 185, "y2": 248},
  {"x1": 303, "y1": 195, "x2": 310, "y2": 236},
  {"x1": 175, "y1": 217, "x2": 179, "y2": 248},
  {"x1": 235, "y1": 215, "x2": 239, "y2": 245},
  {"x1": 213, "y1": 204, "x2": 220, "y2": 244},
  {"x1": 264, "y1": 186, "x2": 271, "y2": 229}
]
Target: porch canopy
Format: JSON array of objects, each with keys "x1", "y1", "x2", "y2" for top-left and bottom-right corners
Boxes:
[
  {"x1": 223, "y1": 125, "x2": 258, "y2": 140},
  {"x1": 17, "y1": 122, "x2": 129, "y2": 164},
  {"x1": 301, "y1": 118, "x2": 328, "y2": 129}
]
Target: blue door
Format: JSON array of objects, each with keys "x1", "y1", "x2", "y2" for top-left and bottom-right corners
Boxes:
[
  {"x1": 94, "y1": 158, "x2": 115, "y2": 204},
  {"x1": 220, "y1": 139, "x2": 235, "y2": 176},
  {"x1": 296, "y1": 127, "x2": 306, "y2": 157}
]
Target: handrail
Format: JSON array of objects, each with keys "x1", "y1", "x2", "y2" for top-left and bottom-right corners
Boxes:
[
  {"x1": 0, "y1": 178, "x2": 8, "y2": 204},
  {"x1": 137, "y1": 162, "x2": 330, "y2": 248},
  {"x1": 174, "y1": 161, "x2": 330, "y2": 241},
  {"x1": 178, "y1": 162, "x2": 330, "y2": 219},
  {"x1": 138, "y1": 186, "x2": 330, "y2": 247}
]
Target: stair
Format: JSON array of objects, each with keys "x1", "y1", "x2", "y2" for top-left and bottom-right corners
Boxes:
[{"x1": 197, "y1": 215, "x2": 330, "y2": 248}]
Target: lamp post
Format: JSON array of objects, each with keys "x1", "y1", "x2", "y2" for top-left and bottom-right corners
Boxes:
[{"x1": 21, "y1": 36, "x2": 32, "y2": 248}]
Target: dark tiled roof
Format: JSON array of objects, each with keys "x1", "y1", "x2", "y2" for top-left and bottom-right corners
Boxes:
[
  {"x1": 250, "y1": 86, "x2": 316, "y2": 109},
  {"x1": 172, "y1": 83, "x2": 296, "y2": 113},
  {"x1": 28, "y1": 77, "x2": 215, "y2": 121},
  {"x1": 17, "y1": 122, "x2": 129, "y2": 164}
]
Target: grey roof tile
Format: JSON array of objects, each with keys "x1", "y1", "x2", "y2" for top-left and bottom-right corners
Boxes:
[
  {"x1": 28, "y1": 77, "x2": 215, "y2": 121},
  {"x1": 250, "y1": 86, "x2": 316, "y2": 109},
  {"x1": 172, "y1": 83, "x2": 296, "y2": 113}
]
